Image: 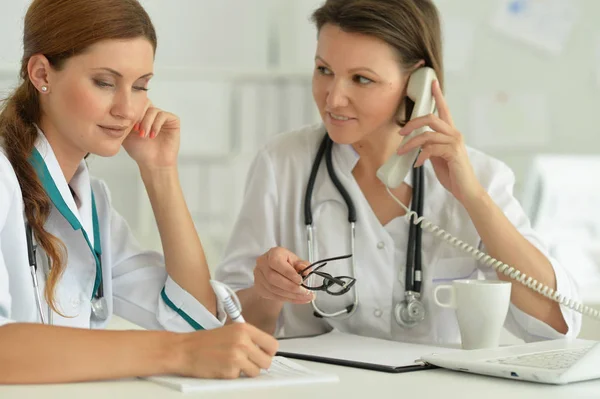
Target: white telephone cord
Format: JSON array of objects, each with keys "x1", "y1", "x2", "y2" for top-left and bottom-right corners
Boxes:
[{"x1": 386, "y1": 186, "x2": 600, "y2": 321}]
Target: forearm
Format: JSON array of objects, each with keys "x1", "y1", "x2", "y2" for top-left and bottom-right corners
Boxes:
[
  {"x1": 236, "y1": 287, "x2": 284, "y2": 335},
  {"x1": 463, "y1": 191, "x2": 568, "y2": 333},
  {"x1": 140, "y1": 166, "x2": 216, "y2": 315},
  {"x1": 0, "y1": 323, "x2": 180, "y2": 384}
]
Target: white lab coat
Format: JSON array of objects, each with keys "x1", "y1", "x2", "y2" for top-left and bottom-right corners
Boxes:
[
  {"x1": 0, "y1": 131, "x2": 224, "y2": 331},
  {"x1": 216, "y1": 123, "x2": 582, "y2": 345}
]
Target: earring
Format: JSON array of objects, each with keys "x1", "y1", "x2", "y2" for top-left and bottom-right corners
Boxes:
[{"x1": 41, "y1": 86, "x2": 48, "y2": 93}]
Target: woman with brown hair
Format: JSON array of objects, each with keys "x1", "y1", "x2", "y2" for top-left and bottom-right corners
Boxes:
[
  {"x1": 0, "y1": 0, "x2": 277, "y2": 383},
  {"x1": 216, "y1": 0, "x2": 582, "y2": 344}
]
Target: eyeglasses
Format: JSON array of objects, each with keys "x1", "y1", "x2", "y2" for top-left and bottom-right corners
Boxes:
[{"x1": 298, "y1": 254, "x2": 356, "y2": 296}]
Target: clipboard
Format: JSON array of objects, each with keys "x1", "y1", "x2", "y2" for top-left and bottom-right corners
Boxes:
[
  {"x1": 276, "y1": 351, "x2": 438, "y2": 373},
  {"x1": 276, "y1": 330, "x2": 457, "y2": 374}
]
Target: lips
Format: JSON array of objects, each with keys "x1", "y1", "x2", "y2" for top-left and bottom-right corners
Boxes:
[
  {"x1": 98, "y1": 124, "x2": 128, "y2": 138},
  {"x1": 98, "y1": 125, "x2": 127, "y2": 131},
  {"x1": 326, "y1": 112, "x2": 357, "y2": 126},
  {"x1": 327, "y1": 111, "x2": 354, "y2": 121}
]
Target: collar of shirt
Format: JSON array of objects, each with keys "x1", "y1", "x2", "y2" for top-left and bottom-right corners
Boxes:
[
  {"x1": 32, "y1": 126, "x2": 95, "y2": 249},
  {"x1": 310, "y1": 125, "x2": 413, "y2": 208},
  {"x1": 309, "y1": 125, "x2": 449, "y2": 232}
]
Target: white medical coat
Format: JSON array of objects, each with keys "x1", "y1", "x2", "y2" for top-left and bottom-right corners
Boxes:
[
  {"x1": 0, "y1": 131, "x2": 224, "y2": 331},
  {"x1": 216, "y1": 124, "x2": 582, "y2": 345}
]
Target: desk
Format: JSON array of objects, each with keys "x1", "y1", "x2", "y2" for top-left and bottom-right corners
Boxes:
[
  {"x1": 3, "y1": 317, "x2": 597, "y2": 398},
  {"x1": 1, "y1": 359, "x2": 600, "y2": 399}
]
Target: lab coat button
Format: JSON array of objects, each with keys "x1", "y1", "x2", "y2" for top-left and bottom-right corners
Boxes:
[
  {"x1": 374, "y1": 309, "x2": 383, "y2": 317},
  {"x1": 377, "y1": 241, "x2": 385, "y2": 249}
]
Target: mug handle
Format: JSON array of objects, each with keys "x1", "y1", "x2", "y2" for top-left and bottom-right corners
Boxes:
[{"x1": 434, "y1": 284, "x2": 456, "y2": 309}]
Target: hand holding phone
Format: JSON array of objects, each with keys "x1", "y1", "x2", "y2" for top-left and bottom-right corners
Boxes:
[{"x1": 376, "y1": 67, "x2": 437, "y2": 189}]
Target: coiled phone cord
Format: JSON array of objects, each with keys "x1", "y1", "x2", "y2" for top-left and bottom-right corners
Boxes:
[{"x1": 386, "y1": 186, "x2": 600, "y2": 321}]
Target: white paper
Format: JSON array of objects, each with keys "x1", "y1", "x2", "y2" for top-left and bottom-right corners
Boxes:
[
  {"x1": 491, "y1": 0, "x2": 578, "y2": 55},
  {"x1": 144, "y1": 356, "x2": 338, "y2": 393},
  {"x1": 278, "y1": 330, "x2": 458, "y2": 368},
  {"x1": 468, "y1": 91, "x2": 550, "y2": 148},
  {"x1": 442, "y1": 15, "x2": 476, "y2": 73}
]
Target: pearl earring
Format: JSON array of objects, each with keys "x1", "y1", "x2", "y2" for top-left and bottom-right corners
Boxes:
[{"x1": 41, "y1": 86, "x2": 48, "y2": 92}]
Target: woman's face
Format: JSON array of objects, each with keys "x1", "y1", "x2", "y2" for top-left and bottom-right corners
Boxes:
[
  {"x1": 37, "y1": 37, "x2": 154, "y2": 158},
  {"x1": 312, "y1": 23, "x2": 411, "y2": 145}
]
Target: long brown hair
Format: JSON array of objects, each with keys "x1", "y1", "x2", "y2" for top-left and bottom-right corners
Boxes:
[
  {"x1": 0, "y1": 0, "x2": 157, "y2": 313},
  {"x1": 312, "y1": 0, "x2": 444, "y2": 125}
]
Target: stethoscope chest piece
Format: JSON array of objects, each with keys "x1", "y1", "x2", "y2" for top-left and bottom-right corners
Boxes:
[
  {"x1": 394, "y1": 292, "x2": 426, "y2": 328},
  {"x1": 305, "y1": 132, "x2": 426, "y2": 326},
  {"x1": 91, "y1": 296, "x2": 109, "y2": 320}
]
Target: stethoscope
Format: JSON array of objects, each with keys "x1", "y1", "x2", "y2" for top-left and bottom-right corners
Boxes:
[
  {"x1": 25, "y1": 222, "x2": 107, "y2": 324},
  {"x1": 304, "y1": 133, "x2": 426, "y2": 327},
  {"x1": 26, "y1": 148, "x2": 108, "y2": 324}
]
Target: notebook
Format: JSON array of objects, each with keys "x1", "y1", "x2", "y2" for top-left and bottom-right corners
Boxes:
[
  {"x1": 144, "y1": 356, "x2": 339, "y2": 393},
  {"x1": 277, "y1": 330, "x2": 459, "y2": 373}
]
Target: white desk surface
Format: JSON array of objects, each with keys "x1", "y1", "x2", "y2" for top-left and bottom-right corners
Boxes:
[
  {"x1": 3, "y1": 317, "x2": 599, "y2": 398},
  {"x1": 1, "y1": 359, "x2": 600, "y2": 399}
]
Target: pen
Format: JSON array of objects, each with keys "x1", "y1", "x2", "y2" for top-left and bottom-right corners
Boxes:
[{"x1": 210, "y1": 280, "x2": 246, "y2": 323}]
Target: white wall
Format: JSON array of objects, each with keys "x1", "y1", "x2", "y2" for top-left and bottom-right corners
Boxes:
[{"x1": 1, "y1": 0, "x2": 599, "y2": 337}]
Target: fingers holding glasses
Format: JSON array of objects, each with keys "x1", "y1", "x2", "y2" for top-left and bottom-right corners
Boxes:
[
  {"x1": 254, "y1": 247, "x2": 315, "y2": 304},
  {"x1": 256, "y1": 266, "x2": 314, "y2": 303},
  {"x1": 297, "y1": 254, "x2": 355, "y2": 295},
  {"x1": 293, "y1": 260, "x2": 312, "y2": 277}
]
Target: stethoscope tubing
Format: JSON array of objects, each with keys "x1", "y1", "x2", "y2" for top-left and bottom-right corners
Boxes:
[{"x1": 304, "y1": 133, "x2": 423, "y2": 319}]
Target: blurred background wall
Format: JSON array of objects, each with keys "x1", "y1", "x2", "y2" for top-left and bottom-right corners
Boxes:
[{"x1": 1, "y1": 0, "x2": 599, "y2": 336}]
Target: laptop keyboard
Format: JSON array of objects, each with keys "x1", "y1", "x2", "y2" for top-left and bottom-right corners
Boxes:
[{"x1": 487, "y1": 347, "x2": 592, "y2": 370}]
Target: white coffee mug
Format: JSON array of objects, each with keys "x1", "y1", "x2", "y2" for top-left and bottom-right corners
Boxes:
[{"x1": 434, "y1": 280, "x2": 511, "y2": 350}]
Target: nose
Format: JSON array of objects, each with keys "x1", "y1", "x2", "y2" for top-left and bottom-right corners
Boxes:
[
  {"x1": 326, "y1": 79, "x2": 349, "y2": 109},
  {"x1": 110, "y1": 88, "x2": 137, "y2": 121}
]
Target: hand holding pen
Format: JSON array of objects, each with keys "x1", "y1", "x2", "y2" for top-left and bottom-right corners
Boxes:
[{"x1": 172, "y1": 281, "x2": 278, "y2": 379}]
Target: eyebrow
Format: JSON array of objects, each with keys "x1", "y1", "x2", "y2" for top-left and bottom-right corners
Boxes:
[
  {"x1": 92, "y1": 67, "x2": 153, "y2": 80},
  {"x1": 315, "y1": 55, "x2": 381, "y2": 78}
]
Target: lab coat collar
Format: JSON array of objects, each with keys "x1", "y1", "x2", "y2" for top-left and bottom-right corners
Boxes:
[
  {"x1": 312, "y1": 127, "x2": 414, "y2": 203},
  {"x1": 326, "y1": 127, "x2": 414, "y2": 188},
  {"x1": 31, "y1": 127, "x2": 96, "y2": 249},
  {"x1": 311, "y1": 127, "x2": 440, "y2": 226}
]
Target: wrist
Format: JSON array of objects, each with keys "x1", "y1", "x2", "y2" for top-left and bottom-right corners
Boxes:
[
  {"x1": 139, "y1": 163, "x2": 178, "y2": 179},
  {"x1": 461, "y1": 187, "x2": 493, "y2": 215},
  {"x1": 251, "y1": 285, "x2": 284, "y2": 308},
  {"x1": 160, "y1": 331, "x2": 188, "y2": 376},
  {"x1": 139, "y1": 166, "x2": 179, "y2": 190}
]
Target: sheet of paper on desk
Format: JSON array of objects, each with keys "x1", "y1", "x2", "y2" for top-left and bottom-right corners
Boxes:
[
  {"x1": 278, "y1": 330, "x2": 458, "y2": 368},
  {"x1": 144, "y1": 356, "x2": 338, "y2": 393}
]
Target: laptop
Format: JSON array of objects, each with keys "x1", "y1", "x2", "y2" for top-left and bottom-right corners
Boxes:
[{"x1": 421, "y1": 338, "x2": 600, "y2": 385}]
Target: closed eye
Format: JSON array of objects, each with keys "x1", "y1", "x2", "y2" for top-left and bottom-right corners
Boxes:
[{"x1": 94, "y1": 79, "x2": 114, "y2": 88}]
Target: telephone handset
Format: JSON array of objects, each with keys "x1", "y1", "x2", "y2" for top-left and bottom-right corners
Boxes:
[
  {"x1": 376, "y1": 67, "x2": 438, "y2": 189},
  {"x1": 375, "y1": 68, "x2": 600, "y2": 321}
]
